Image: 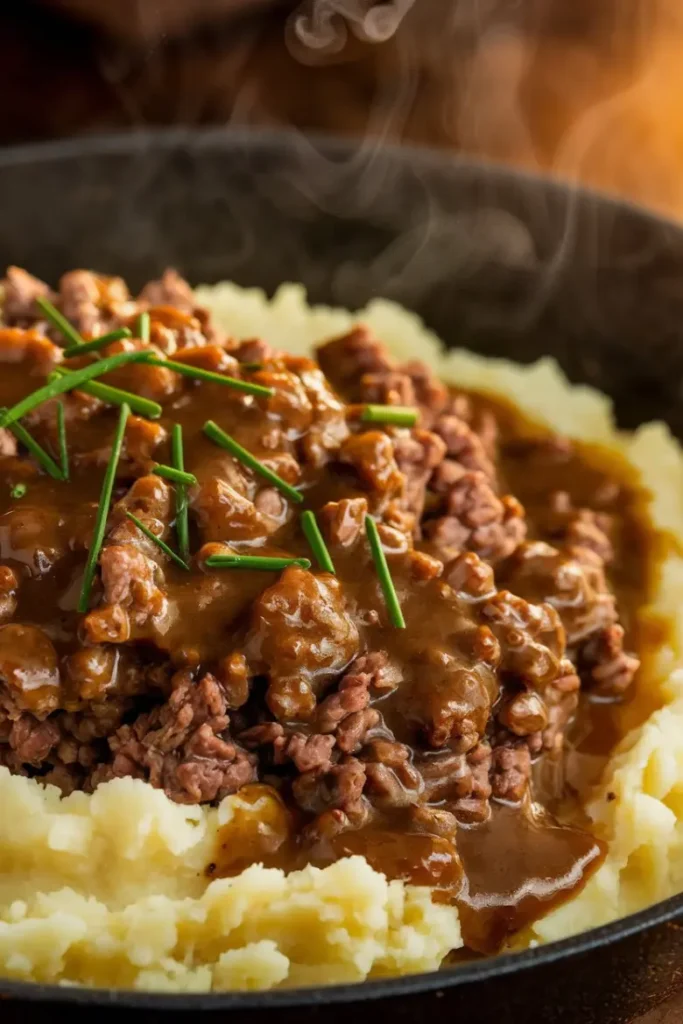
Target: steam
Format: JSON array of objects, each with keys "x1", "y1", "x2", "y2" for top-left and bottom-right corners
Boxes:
[
  {"x1": 287, "y1": 0, "x2": 416, "y2": 60},
  {"x1": 85, "y1": 0, "x2": 683, "y2": 350}
]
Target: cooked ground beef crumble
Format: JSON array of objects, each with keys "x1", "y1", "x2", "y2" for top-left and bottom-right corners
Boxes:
[{"x1": 0, "y1": 266, "x2": 646, "y2": 952}]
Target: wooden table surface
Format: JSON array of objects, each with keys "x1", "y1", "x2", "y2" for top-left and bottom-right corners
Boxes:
[
  {"x1": 635, "y1": 994, "x2": 682, "y2": 1024},
  {"x1": 1, "y1": 4, "x2": 682, "y2": 1021}
]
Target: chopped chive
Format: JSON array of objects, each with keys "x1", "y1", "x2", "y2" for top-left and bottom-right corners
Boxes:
[
  {"x1": 241, "y1": 362, "x2": 263, "y2": 371},
  {"x1": 10, "y1": 483, "x2": 27, "y2": 499},
  {"x1": 203, "y1": 420, "x2": 303, "y2": 505},
  {"x1": 77, "y1": 403, "x2": 130, "y2": 614},
  {"x1": 126, "y1": 512, "x2": 190, "y2": 572},
  {"x1": 143, "y1": 356, "x2": 274, "y2": 398},
  {"x1": 136, "y1": 311, "x2": 150, "y2": 344},
  {"x1": 63, "y1": 327, "x2": 132, "y2": 358},
  {"x1": 52, "y1": 365, "x2": 163, "y2": 420},
  {"x1": 0, "y1": 351, "x2": 150, "y2": 428},
  {"x1": 171, "y1": 424, "x2": 190, "y2": 563},
  {"x1": 300, "y1": 510, "x2": 335, "y2": 574},
  {"x1": 361, "y1": 405, "x2": 418, "y2": 427},
  {"x1": 365, "y1": 516, "x2": 405, "y2": 629},
  {"x1": 205, "y1": 554, "x2": 311, "y2": 571},
  {"x1": 56, "y1": 401, "x2": 69, "y2": 481},
  {"x1": 153, "y1": 464, "x2": 198, "y2": 487},
  {"x1": 5, "y1": 417, "x2": 64, "y2": 481},
  {"x1": 36, "y1": 296, "x2": 84, "y2": 349}
]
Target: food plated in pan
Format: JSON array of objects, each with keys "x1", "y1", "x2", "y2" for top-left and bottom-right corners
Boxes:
[{"x1": 0, "y1": 266, "x2": 681, "y2": 992}]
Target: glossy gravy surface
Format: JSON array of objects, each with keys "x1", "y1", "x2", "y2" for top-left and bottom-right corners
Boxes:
[{"x1": 209, "y1": 389, "x2": 659, "y2": 955}]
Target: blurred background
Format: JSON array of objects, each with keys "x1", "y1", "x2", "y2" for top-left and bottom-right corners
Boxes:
[{"x1": 4, "y1": 0, "x2": 683, "y2": 219}]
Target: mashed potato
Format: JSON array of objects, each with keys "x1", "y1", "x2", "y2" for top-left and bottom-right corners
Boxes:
[{"x1": 1, "y1": 282, "x2": 682, "y2": 991}]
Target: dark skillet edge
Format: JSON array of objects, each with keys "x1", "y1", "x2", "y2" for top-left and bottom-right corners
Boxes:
[
  {"x1": 0, "y1": 125, "x2": 681, "y2": 245},
  {"x1": 0, "y1": 128, "x2": 682, "y2": 1013},
  {"x1": 1, "y1": 892, "x2": 682, "y2": 1009}
]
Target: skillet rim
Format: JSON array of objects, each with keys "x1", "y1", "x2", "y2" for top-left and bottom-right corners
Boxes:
[{"x1": 0, "y1": 127, "x2": 682, "y2": 1008}]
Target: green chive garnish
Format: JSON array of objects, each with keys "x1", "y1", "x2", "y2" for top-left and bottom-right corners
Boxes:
[
  {"x1": 205, "y1": 554, "x2": 311, "y2": 571},
  {"x1": 5, "y1": 417, "x2": 64, "y2": 481},
  {"x1": 77, "y1": 403, "x2": 130, "y2": 614},
  {"x1": 36, "y1": 296, "x2": 84, "y2": 349},
  {"x1": 144, "y1": 356, "x2": 274, "y2": 398},
  {"x1": 10, "y1": 483, "x2": 27, "y2": 499},
  {"x1": 51, "y1": 365, "x2": 162, "y2": 420},
  {"x1": 63, "y1": 327, "x2": 132, "y2": 358},
  {"x1": 153, "y1": 464, "x2": 198, "y2": 487},
  {"x1": 56, "y1": 401, "x2": 69, "y2": 481},
  {"x1": 365, "y1": 515, "x2": 405, "y2": 629},
  {"x1": 241, "y1": 362, "x2": 263, "y2": 371},
  {"x1": 203, "y1": 420, "x2": 303, "y2": 505},
  {"x1": 136, "y1": 311, "x2": 150, "y2": 344},
  {"x1": 361, "y1": 405, "x2": 418, "y2": 427},
  {"x1": 0, "y1": 351, "x2": 150, "y2": 428},
  {"x1": 125, "y1": 512, "x2": 190, "y2": 572},
  {"x1": 171, "y1": 424, "x2": 190, "y2": 563},
  {"x1": 301, "y1": 510, "x2": 335, "y2": 574}
]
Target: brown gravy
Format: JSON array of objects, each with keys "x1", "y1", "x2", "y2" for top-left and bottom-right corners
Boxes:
[
  {"x1": 210, "y1": 387, "x2": 661, "y2": 955},
  {"x1": 0, "y1": 284, "x2": 660, "y2": 959}
]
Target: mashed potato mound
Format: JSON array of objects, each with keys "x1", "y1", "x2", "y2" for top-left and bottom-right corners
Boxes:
[{"x1": 1, "y1": 282, "x2": 682, "y2": 991}]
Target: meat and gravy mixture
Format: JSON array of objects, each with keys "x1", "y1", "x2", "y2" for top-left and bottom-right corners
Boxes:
[{"x1": 0, "y1": 266, "x2": 648, "y2": 956}]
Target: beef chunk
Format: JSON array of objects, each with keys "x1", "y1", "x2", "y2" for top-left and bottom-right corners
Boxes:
[
  {"x1": 246, "y1": 567, "x2": 360, "y2": 720},
  {"x1": 544, "y1": 491, "x2": 615, "y2": 564},
  {"x1": 0, "y1": 327, "x2": 63, "y2": 375},
  {"x1": 0, "y1": 566, "x2": 18, "y2": 624},
  {"x1": 394, "y1": 429, "x2": 447, "y2": 522},
  {"x1": 360, "y1": 370, "x2": 416, "y2": 408},
  {"x1": 339, "y1": 430, "x2": 404, "y2": 499},
  {"x1": 362, "y1": 739, "x2": 423, "y2": 808},
  {"x1": 501, "y1": 541, "x2": 616, "y2": 646},
  {"x1": 425, "y1": 471, "x2": 526, "y2": 562},
  {"x1": 417, "y1": 743, "x2": 493, "y2": 824},
  {"x1": 0, "y1": 625, "x2": 61, "y2": 717},
  {"x1": 316, "y1": 325, "x2": 392, "y2": 395},
  {"x1": 491, "y1": 743, "x2": 531, "y2": 803},
  {"x1": 9, "y1": 716, "x2": 61, "y2": 765},
  {"x1": 294, "y1": 756, "x2": 368, "y2": 818},
  {"x1": 59, "y1": 270, "x2": 132, "y2": 336},
  {"x1": 579, "y1": 624, "x2": 640, "y2": 696},
  {"x1": 2, "y1": 267, "x2": 53, "y2": 326},
  {"x1": 138, "y1": 269, "x2": 195, "y2": 314},
  {"x1": 194, "y1": 478, "x2": 272, "y2": 544},
  {"x1": 320, "y1": 497, "x2": 369, "y2": 547},
  {"x1": 98, "y1": 672, "x2": 257, "y2": 804},
  {"x1": 433, "y1": 415, "x2": 496, "y2": 479}
]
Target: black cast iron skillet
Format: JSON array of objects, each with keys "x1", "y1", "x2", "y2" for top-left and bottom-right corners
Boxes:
[{"x1": 0, "y1": 130, "x2": 682, "y2": 1024}]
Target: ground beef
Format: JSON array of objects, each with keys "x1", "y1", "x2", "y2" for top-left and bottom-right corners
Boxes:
[
  {"x1": 578, "y1": 624, "x2": 640, "y2": 697},
  {"x1": 92, "y1": 671, "x2": 257, "y2": 804},
  {"x1": 0, "y1": 271, "x2": 645, "y2": 919},
  {"x1": 245, "y1": 567, "x2": 360, "y2": 721},
  {"x1": 544, "y1": 491, "x2": 615, "y2": 564},
  {"x1": 1, "y1": 266, "x2": 54, "y2": 326},
  {"x1": 393, "y1": 429, "x2": 447, "y2": 523},
  {"x1": 59, "y1": 270, "x2": 132, "y2": 337},
  {"x1": 320, "y1": 497, "x2": 369, "y2": 548},
  {"x1": 424, "y1": 470, "x2": 527, "y2": 563},
  {"x1": 339, "y1": 430, "x2": 405, "y2": 500},
  {"x1": 317, "y1": 326, "x2": 393, "y2": 395},
  {"x1": 138, "y1": 268, "x2": 196, "y2": 314},
  {"x1": 432, "y1": 415, "x2": 497, "y2": 479}
]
